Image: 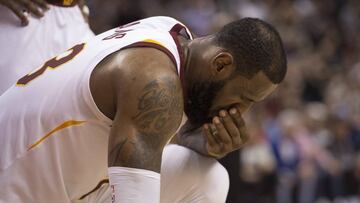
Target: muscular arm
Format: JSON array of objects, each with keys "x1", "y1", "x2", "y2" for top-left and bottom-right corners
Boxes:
[
  {"x1": 90, "y1": 47, "x2": 183, "y2": 202},
  {"x1": 106, "y1": 48, "x2": 183, "y2": 172}
]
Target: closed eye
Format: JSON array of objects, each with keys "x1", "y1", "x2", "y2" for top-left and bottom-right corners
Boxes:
[{"x1": 241, "y1": 95, "x2": 255, "y2": 103}]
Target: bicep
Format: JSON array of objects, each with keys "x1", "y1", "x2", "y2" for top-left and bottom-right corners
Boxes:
[
  {"x1": 107, "y1": 54, "x2": 183, "y2": 170},
  {"x1": 131, "y1": 77, "x2": 183, "y2": 140}
]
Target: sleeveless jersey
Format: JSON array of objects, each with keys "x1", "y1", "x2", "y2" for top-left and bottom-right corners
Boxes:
[{"x1": 0, "y1": 16, "x2": 193, "y2": 203}]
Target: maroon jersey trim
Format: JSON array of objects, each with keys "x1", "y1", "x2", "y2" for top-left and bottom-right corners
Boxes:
[{"x1": 169, "y1": 23, "x2": 188, "y2": 101}]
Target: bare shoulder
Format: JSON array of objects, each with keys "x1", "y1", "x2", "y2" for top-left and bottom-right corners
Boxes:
[
  {"x1": 111, "y1": 47, "x2": 179, "y2": 85},
  {"x1": 91, "y1": 47, "x2": 182, "y2": 121},
  {"x1": 114, "y1": 48, "x2": 183, "y2": 136}
]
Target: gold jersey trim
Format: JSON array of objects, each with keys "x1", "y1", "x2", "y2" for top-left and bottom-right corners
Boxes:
[{"x1": 28, "y1": 120, "x2": 86, "y2": 151}]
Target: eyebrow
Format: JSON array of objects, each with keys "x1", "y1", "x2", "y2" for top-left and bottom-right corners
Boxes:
[{"x1": 247, "y1": 97, "x2": 256, "y2": 103}]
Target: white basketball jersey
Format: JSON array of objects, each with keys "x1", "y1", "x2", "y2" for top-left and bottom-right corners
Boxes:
[
  {"x1": 0, "y1": 16, "x2": 192, "y2": 203},
  {"x1": 0, "y1": 4, "x2": 94, "y2": 95}
]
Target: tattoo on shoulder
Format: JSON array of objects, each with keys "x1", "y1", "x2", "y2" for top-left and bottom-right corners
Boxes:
[
  {"x1": 132, "y1": 78, "x2": 183, "y2": 140},
  {"x1": 108, "y1": 78, "x2": 182, "y2": 170}
]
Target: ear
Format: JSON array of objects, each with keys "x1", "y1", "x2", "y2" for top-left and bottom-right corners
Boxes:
[{"x1": 211, "y1": 52, "x2": 235, "y2": 79}]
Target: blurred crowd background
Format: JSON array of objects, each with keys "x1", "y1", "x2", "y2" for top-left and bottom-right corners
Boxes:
[{"x1": 87, "y1": 0, "x2": 360, "y2": 202}]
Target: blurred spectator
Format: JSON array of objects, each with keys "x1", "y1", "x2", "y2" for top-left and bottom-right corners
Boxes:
[{"x1": 238, "y1": 120, "x2": 276, "y2": 203}]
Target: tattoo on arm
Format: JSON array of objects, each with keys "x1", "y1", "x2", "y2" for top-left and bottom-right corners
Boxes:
[
  {"x1": 109, "y1": 77, "x2": 183, "y2": 171},
  {"x1": 133, "y1": 78, "x2": 183, "y2": 140},
  {"x1": 108, "y1": 138, "x2": 128, "y2": 166}
]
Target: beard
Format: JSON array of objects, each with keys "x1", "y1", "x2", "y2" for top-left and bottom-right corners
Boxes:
[{"x1": 184, "y1": 80, "x2": 225, "y2": 128}]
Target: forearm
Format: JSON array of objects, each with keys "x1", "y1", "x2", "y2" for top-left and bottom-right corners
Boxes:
[
  {"x1": 108, "y1": 134, "x2": 163, "y2": 203},
  {"x1": 176, "y1": 128, "x2": 210, "y2": 157}
]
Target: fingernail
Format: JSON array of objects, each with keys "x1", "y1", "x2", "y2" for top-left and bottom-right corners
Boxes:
[
  {"x1": 220, "y1": 110, "x2": 227, "y2": 117},
  {"x1": 230, "y1": 108, "x2": 237, "y2": 114},
  {"x1": 213, "y1": 117, "x2": 220, "y2": 124}
]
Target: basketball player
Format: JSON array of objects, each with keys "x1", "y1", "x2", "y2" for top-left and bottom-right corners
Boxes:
[
  {"x1": 0, "y1": 16, "x2": 287, "y2": 202},
  {"x1": 0, "y1": 1, "x2": 231, "y2": 201},
  {"x1": 0, "y1": 0, "x2": 94, "y2": 95}
]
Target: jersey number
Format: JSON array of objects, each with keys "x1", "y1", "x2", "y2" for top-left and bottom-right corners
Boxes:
[{"x1": 17, "y1": 43, "x2": 86, "y2": 86}]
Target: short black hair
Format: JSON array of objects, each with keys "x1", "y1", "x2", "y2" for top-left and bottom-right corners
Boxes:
[{"x1": 215, "y1": 18, "x2": 287, "y2": 84}]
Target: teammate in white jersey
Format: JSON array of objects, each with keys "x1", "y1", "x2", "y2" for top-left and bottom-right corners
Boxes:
[
  {"x1": 0, "y1": 16, "x2": 287, "y2": 202},
  {"x1": 0, "y1": 0, "x2": 94, "y2": 95}
]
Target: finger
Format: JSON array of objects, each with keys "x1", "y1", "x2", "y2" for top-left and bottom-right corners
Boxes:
[
  {"x1": 32, "y1": 0, "x2": 49, "y2": 11},
  {"x1": 209, "y1": 123, "x2": 224, "y2": 151},
  {"x1": 213, "y1": 116, "x2": 232, "y2": 145},
  {"x1": 219, "y1": 110, "x2": 241, "y2": 147},
  {"x1": 239, "y1": 123, "x2": 249, "y2": 144},
  {"x1": 208, "y1": 123, "x2": 222, "y2": 144},
  {"x1": 203, "y1": 124, "x2": 223, "y2": 158},
  {"x1": 203, "y1": 124, "x2": 217, "y2": 147},
  {"x1": 7, "y1": 1, "x2": 29, "y2": 26},
  {"x1": 19, "y1": 0, "x2": 44, "y2": 17},
  {"x1": 229, "y1": 108, "x2": 249, "y2": 143}
]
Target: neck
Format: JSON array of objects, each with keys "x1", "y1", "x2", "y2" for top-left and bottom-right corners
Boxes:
[{"x1": 176, "y1": 36, "x2": 191, "y2": 102}]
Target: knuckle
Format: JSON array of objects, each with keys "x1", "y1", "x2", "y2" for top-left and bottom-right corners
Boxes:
[
  {"x1": 231, "y1": 130, "x2": 241, "y2": 137},
  {"x1": 233, "y1": 141, "x2": 242, "y2": 148},
  {"x1": 221, "y1": 137, "x2": 232, "y2": 144},
  {"x1": 222, "y1": 146, "x2": 234, "y2": 154},
  {"x1": 222, "y1": 144, "x2": 232, "y2": 152},
  {"x1": 215, "y1": 123, "x2": 224, "y2": 130},
  {"x1": 223, "y1": 116, "x2": 232, "y2": 123}
]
